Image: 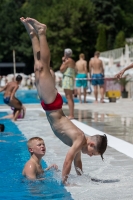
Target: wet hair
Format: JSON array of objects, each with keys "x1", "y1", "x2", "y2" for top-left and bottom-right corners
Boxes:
[
  {"x1": 0, "y1": 124, "x2": 5, "y2": 132},
  {"x1": 79, "y1": 53, "x2": 85, "y2": 59},
  {"x1": 16, "y1": 75, "x2": 22, "y2": 82},
  {"x1": 94, "y1": 51, "x2": 100, "y2": 56},
  {"x1": 64, "y1": 48, "x2": 72, "y2": 57},
  {"x1": 27, "y1": 137, "x2": 44, "y2": 148},
  {"x1": 92, "y1": 134, "x2": 107, "y2": 160}
]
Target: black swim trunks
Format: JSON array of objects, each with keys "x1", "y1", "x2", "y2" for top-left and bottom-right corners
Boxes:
[{"x1": 3, "y1": 97, "x2": 10, "y2": 104}]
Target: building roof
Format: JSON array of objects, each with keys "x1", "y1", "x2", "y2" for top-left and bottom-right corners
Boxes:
[{"x1": 0, "y1": 63, "x2": 25, "y2": 67}]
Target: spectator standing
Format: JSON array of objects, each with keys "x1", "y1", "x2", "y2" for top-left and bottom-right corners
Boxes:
[
  {"x1": 89, "y1": 51, "x2": 105, "y2": 103},
  {"x1": 60, "y1": 49, "x2": 75, "y2": 119},
  {"x1": 75, "y1": 53, "x2": 88, "y2": 103}
]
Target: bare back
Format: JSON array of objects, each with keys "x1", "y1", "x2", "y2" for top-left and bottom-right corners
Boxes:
[
  {"x1": 89, "y1": 57, "x2": 103, "y2": 74},
  {"x1": 3, "y1": 81, "x2": 18, "y2": 98},
  {"x1": 66, "y1": 58, "x2": 75, "y2": 68},
  {"x1": 76, "y1": 59, "x2": 87, "y2": 74}
]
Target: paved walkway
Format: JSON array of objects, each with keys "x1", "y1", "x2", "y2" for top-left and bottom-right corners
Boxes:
[{"x1": 70, "y1": 97, "x2": 133, "y2": 118}]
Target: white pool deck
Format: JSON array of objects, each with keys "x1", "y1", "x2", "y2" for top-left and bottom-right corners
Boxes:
[{"x1": 0, "y1": 97, "x2": 133, "y2": 199}]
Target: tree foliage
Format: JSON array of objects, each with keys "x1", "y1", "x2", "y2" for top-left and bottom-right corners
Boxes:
[
  {"x1": 95, "y1": 24, "x2": 107, "y2": 52},
  {"x1": 91, "y1": 0, "x2": 133, "y2": 49},
  {"x1": 0, "y1": 0, "x2": 133, "y2": 74},
  {"x1": 22, "y1": 0, "x2": 96, "y2": 70},
  {"x1": 114, "y1": 31, "x2": 125, "y2": 48}
]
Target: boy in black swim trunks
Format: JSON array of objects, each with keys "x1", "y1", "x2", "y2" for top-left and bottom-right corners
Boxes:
[
  {"x1": 0, "y1": 75, "x2": 24, "y2": 121},
  {"x1": 20, "y1": 17, "x2": 107, "y2": 184}
]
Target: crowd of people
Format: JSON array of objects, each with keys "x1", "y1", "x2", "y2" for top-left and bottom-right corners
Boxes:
[
  {"x1": 1, "y1": 17, "x2": 133, "y2": 185},
  {"x1": 0, "y1": 74, "x2": 36, "y2": 90}
]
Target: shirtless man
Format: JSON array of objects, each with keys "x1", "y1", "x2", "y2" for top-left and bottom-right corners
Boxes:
[
  {"x1": 76, "y1": 53, "x2": 88, "y2": 103},
  {"x1": 0, "y1": 75, "x2": 23, "y2": 120},
  {"x1": 20, "y1": 17, "x2": 107, "y2": 184},
  {"x1": 23, "y1": 137, "x2": 58, "y2": 180},
  {"x1": 89, "y1": 51, "x2": 104, "y2": 103}
]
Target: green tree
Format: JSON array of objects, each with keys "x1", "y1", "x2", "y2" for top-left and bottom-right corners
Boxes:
[
  {"x1": 115, "y1": 0, "x2": 133, "y2": 36},
  {"x1": 114, "y1": 31, "x2": 125, "y2": 48},
  {"x1": 23, "y1": 0, "x2": 97, "y2": 70},
  {"x1": 0, "y1": 0, "x2": 33, "y2": 74},
  {"x1": 91, "y1": 0, "x2": 133, "y2": 50},
  {"x1": 95, "y1": 24, "x2": 107, "y2": 52},
  {"x1": 0, "y1": 0, "x2": 25, "y2": 61},
  {"x1": 1, "y1": 0, "x2": 133, "y2": 74}
]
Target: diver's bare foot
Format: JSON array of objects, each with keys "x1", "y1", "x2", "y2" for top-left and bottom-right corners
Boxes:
[
  {"x1": 20, "y1": 17, "x2": 36, "y2": 36},
  {"x1": 100, "y1": 99, "x2": 105, "y2": 103},
  {"x1": 94, "y1": 100, "x2": 98, "y2": 103},
  {"x1": 26, "y1": 17, "x2": 47, "y2": 34}
]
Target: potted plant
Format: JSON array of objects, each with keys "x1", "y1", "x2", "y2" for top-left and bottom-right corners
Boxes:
[{"x1": 116, "y1": 75, "x2": 130, "y2": 98}]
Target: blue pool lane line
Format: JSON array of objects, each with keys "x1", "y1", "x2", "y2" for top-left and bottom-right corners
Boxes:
[{"x1": 0, "y1": 112, "x2": 73, "y2": 200}]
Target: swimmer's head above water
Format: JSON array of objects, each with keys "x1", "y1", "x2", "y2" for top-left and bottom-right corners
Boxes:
[
  {"x1": 16, "y1": 75, "x2": 23, "y2": 83},
  {"x1": 0, "y1": 124, "x2": 5, "y2": 132},
  {"x1": 64, "y1": 48, "x2": 72, "y2": 58},
  {"x1": 27, "y1": 137, "x2": 46, "y2": 156}
]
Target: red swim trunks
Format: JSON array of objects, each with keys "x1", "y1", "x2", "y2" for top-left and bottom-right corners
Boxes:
[{"x1": 41, "y1": 93, "x2": 63, "y2": 111}]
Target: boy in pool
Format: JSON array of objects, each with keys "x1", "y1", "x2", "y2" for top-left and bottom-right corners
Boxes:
[
  {"x1": 0, "y1": 124, "x2": 5, "y2": 132},
  {"x1": 0, "y1": 75, "x2": 24, "y2": 121},
  {"x1": 20, "y1": 17, "x2": 107, "y2": 184},
  {"x1": 23, "y1": 137, "x2": 58, "y2": 180}
]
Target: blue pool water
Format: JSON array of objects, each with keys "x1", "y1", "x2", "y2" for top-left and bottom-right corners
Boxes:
[
  {"x1": 0, "y1": 89, "x2": 92, "y2": 105},
  {"x1": 0, "y1": 112, "x2": 73, "y2": 200}
]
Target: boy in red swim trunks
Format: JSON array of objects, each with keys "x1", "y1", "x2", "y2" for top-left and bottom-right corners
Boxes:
[{"x1": 20, "y1": 17, "x2": 107, "y2": 184}]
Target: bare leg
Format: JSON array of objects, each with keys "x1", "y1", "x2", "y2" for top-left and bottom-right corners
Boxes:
[
  {"x1": 100, "y1": 85, "x2": 104, "y2": 103},
  {"x1": 9, "y1": 97, "x2": 22, "y2": 110},
  {"x1": 13, "y1": 110, "x2": 21, "y2": 121},
  {"x1": 4, "y1": 95, "x2": 19, "y2": 109},
  {"x1": 20, "y1": 17, "x2": 56, "y2": 104},
  {"x1": 83, "y1": 88, "x2": 87, "y2": 103},
  {"x1": 64, "y1": 89, "x2": 74, "y2": 119},
  {"x1": 77, "y1": 87, "x2": 82, "y2": 103},
  {"x1": 20, "y1": 17, "x2": 40, "y2": 63},
  {"x1": 20, "y1": 17, "x2": 42, "y2": 98},
  {"x1": 21, "y1": 105, "x2": 26, "y2": 118},
  {"x1": 1, "y1": 114, "x2": 14, "y2": 119},
  {"x1": 94, "y1": 112, "x2": 98, "y2": 122},
  {"x1": 26, "y1": 18, "x2": 49, "y2": 66},
  {"x1": 93, "y1": 85, "x2": 98, "y2": 103}
]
